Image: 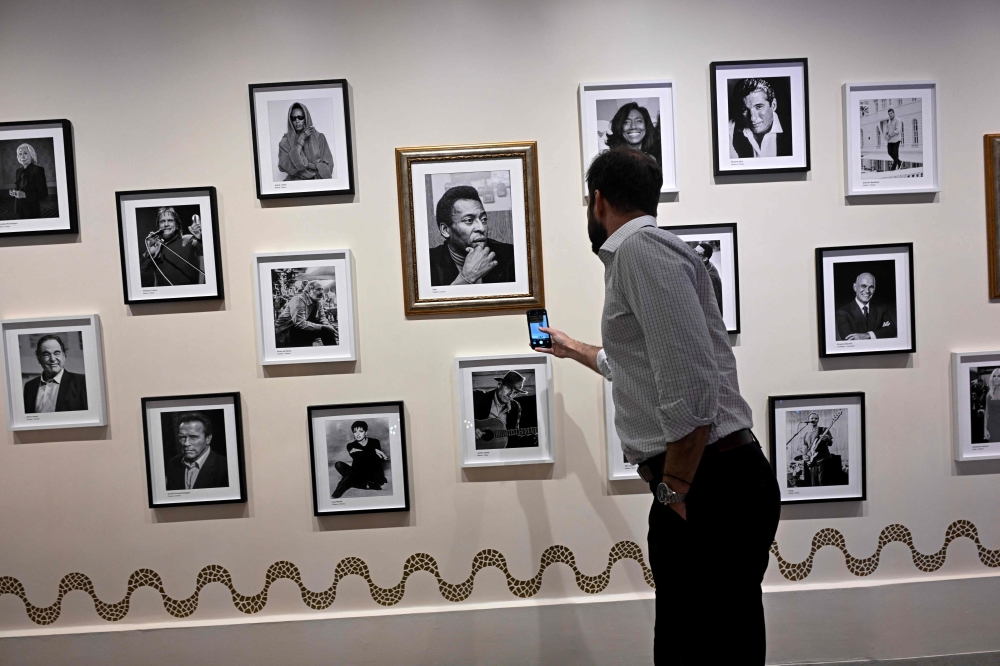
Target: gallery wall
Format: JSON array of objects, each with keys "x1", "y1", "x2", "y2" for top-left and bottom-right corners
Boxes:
[{"x1": 2, "y1": 0, "x2": 1000, "y2": 661}]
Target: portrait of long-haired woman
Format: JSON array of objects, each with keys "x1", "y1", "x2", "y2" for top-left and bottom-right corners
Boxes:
[{"x1": 605, "y1": 102, "x2": 662, "y2": 167}]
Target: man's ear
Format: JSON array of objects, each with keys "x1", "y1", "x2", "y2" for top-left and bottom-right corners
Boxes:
[
  {"x1": 438, "y1": 222, "x2": 451, "y2": 240},
  {"x1": 205, "y1": 435, "x2": 212, "y2": 446},
  {"x1": 592, "y1": 190, "x2": 606, "y2": 222}
]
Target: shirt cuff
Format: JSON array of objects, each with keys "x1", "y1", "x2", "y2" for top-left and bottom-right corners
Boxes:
[{"x1": 596, "y1": 348, "x2": 612, "y2": 381}]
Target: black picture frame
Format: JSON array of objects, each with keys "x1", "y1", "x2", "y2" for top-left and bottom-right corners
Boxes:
[
  {"x1": 0, "y1": 118, "x2": 79, "y2": 237},
  {"x1": 141, "y1": 391, "x2": 247, "y2": 509},
  {"x1": 248, "y1": 78, "x2": 355, "y2": 200},
  {"x1": 660, "y1": 222, "x2": 741, "y2": 334},
  {"x1": 768, "y1": 392, "x2": 867, "y2": 505},
  {"x1": 709, "y1": 58, "x2": 811, "y2": 177},
  {"x1": 115, "y1": 186, "x2": 225, "y2": 305},
  {"x1": 815, "y1": 242, "x2": 916, "y2": 358},
  {"x1": 307, "y1": 400, "x2": 410, "y2": 516}
]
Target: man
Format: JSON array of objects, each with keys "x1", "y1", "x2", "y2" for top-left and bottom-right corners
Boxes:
[
  {"x1": 729, "y1": 78, "x2": 793, "y2": 159},
  {"x1": 165, "y1": 413, "x2": 228, "y2": 490},
  {"x1": 472, "y1": 371, "x2": 535, "y2": 449},
  {"x1": 835, "y1": 272, "x2": 896, "y2": 341},
  {"x1": 787, "y1": 431, "x2": 811, "y2": 488},
  {"x1": 140, "y1": 207, "x2": 204, "y2": 287},
  {"x1": 23, "y1": 335, "x2": 88, "y2": 413},
  {"x1": 535, "y1": 147, "x2": 780, "y2": 664},
  {"x1": 885, "y1": 108, "x2": 902, "y2": 170},
  {"x1": 428, "y1": 185, "x2": 517, "y2": 286},
  {"x1": 332, "y1": 421, "x2": 388, "y2": 498},
  {"x1": 274, "y1": 280, "x2": 338, "y2": 347},
  {"x1": 802, "y1": 412, "x2": 834, "y2": 487},
  {"x1": 277, "y1": 102, "x2": 334, "y2": 181},
  {"x1": 693, "y1": 242, "x2": 724, "y2": 317}
]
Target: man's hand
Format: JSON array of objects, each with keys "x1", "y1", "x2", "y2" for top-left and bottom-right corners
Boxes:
[
  {"x1": 456, "y1": 244, "x2": 497, "y2": 284},
  {"x1": 11, "y1": 190, "x2": 25, "y2": 199},
  {"x1": 145, "y1": 237, "x2": 162, "y2": 259},
  {"x1": 533, "y1": 326, "x2": 603, "y2": 374},
  {"x1": 662, "y1": 424, "x2": 711, "y2": 521},
  {"x1": 189, "y1": 215, "x2": 202, "y2": 240},
  {"x1": 844, "y1": 333, "x2": 872, "y2": 341}
]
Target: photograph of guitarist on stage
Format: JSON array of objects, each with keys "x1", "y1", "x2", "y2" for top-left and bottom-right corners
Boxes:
[
  {"x1": 785, "y1": 408, "x2": 849, "y2": 488},
  {"x1": 471, "y1": 369, "x2": 539, "y2": 450}
]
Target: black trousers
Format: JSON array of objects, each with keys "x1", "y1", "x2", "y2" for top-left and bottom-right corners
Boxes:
[
  {"x1": 648, "y1": 440, "x2": 780, "y2": 665},
  {"x1": 285, "y1": 325, "x2": 337, "y2": 348},
  {"x1": 887, "y1": 141, "x2": 901, "y2": 169}
]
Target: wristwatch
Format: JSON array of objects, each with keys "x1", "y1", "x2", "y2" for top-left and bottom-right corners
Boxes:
[{"x1": 656, "y1": 481, "x2": 687, "y2": 505}]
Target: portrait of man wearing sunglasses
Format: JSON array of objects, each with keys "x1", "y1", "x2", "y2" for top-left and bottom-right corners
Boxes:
[{"x1": 277, "y1": 102, "x2": 334, "y2": 181}]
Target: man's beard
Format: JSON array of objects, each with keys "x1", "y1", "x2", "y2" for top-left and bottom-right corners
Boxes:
[{"x1": 587, "y1": 204, "x2": 607, "y2": 256}]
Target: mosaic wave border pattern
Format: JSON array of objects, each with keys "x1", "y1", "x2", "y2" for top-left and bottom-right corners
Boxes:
[{"x1": 1, "y1": 521, "x2": 998, "y2": 625}]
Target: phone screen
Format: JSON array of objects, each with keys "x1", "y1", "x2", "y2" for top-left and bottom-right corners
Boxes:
[{"x1": 527, "y1": 310, "x2": 550, "y2": 348}]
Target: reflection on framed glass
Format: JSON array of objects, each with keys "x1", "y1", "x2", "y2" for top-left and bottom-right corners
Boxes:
[
  {"x1": 604, "y1": 379, "x2": 640, "y2": 481},
  {"x1": 115, "y1": 187, "x2": 224, "y2": 304},
  {"x1": 455, "y1": 353, "x2": 553, "y2": 467},
  {"x1": 844, "y1": 81, "x2": 939, "y2": 196},
  {"x1": 985, "y1": 135, "x2": 1000, "y2": 298},
  {"x1": 1, "y1": 315, "x2": 107, "y2": 431},
  {"x1": 249, "y1": 79, "x2": 355, "y2": 199},
  {"x1": 308, "y1": 401, "x2": 409, "y2": 516},
  {"x1": 141, "y1": 392, "x2": 247, "y2": 508},
  {"x1": 395, "y1": 142, "x2": 544, "y2": 315},
  {"x1": 661, "y1": 223, "x2": 741, "y2": 333},
  {"x1": 710, "y1": 58, "x2": 810, "y2": 176},
  {"x1": 768, "y1": 392, "x2": 866, "y2": 505},
  {"x1": 815, "y1": 243, "x2": 915, "y2": 358},
  {"x1": 252, "y1": 250, "x2": 356, "y2": 365},
  {"x1": 0, "y1": 119, "x2": 78, "y2": 237},
  {"x1": 951, "y1": 351, "x2": 1000, "y2": 462},
  {"x1": 578, "y1": 80, "x2": 679, "y2": 196}
]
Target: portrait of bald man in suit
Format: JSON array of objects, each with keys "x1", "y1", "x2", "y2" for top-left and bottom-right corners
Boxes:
[{"x1": 835, "y1": 272, "x2": 896, "y2": 341}]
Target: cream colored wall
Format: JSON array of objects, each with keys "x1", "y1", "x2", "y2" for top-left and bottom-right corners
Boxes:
[{"x1": 2, "y1": 0, "x2": 1000, "y2": 649}]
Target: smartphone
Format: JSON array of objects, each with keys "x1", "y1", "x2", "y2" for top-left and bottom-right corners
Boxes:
[{"x1": 527, "y1": 309, "x2": 551, "y2": 348}]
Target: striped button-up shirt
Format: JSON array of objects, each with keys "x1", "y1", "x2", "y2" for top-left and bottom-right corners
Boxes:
[{"x1": 596, "y1": 216, "x2": 752, "y2": 464}]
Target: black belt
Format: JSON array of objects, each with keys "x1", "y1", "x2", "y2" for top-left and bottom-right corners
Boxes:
[{"x1": 636, "y1": 428, "x2": 756, "y2": 483}]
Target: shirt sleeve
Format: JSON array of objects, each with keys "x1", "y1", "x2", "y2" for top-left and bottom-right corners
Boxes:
[
  {"x1": 596, "y1": 348, "x2": 613, "y2": 381},
  {"x1": 618, "y1": 234, "x2": 719, "y2": 442},
  {"x1": 290, "y1": 298, "x2": 322, "y2": 330}
]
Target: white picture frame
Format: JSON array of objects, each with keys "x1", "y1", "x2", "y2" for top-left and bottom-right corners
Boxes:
[
  {"x1": 455, "y1": 353, "x2": 554, "y2": 468},
  {"x1": 578, "y1": 80, "x2": 679, "y2": 196},
  {"x1": 843, "y1": 81, "x2": 939, "y2": 196},
  {"x1": 661, "y1": 223, "x2": 741, "y2": 333},
  {"x1": 252, "y1": 250, "x2": 356, "y2": 365},
  {"x1": 604, "y1": 379, "x2": 640, "y2": 481},
  {"x1": 951, "y1": 351, "x2": 1000, "y2": 462},
  {"x1": 1, "y1": 315, "x2": 107, "y2": 431}
]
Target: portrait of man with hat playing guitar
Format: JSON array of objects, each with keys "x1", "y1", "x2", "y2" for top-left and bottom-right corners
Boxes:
[{"x1": 472, "y1": 370, "x2": 538, "y2": 449}]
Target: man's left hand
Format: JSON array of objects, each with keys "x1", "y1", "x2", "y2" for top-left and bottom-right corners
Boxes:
[{"x1": 189, "y1": 215, "x2": 202, "y2": 239}]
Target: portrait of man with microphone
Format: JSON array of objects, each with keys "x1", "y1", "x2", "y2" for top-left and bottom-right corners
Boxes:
[{"x1": 139, "y1": 206, "x2": 205, "y2": 287}]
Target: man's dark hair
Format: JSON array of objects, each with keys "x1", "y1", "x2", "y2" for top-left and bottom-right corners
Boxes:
[
  {"x1": 697, "y1": 242, "x2": 714, "y2": 259},
  {"x1": 35, "y1": 334, "x2": 67, "y2": 356},
  {"x1": 586, "y1": 148, "x2": 662, "y2": 216},
  {"x1": 350, "y1": 420, "x2": 368, "y2": 433},
  {"x1": 734, "y1": 78, "x2": 776, "y2": 104},
  {"x1": 177, "y1": 412, "x2": 213, "y2": 438},
  {"x1": 435, "y1": 185, "x2": 483, "y2": 229}
]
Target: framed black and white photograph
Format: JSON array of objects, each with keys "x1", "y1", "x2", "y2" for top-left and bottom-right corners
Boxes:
[
  {"x1": 0, "y1": 119, "x2": 78, "y2": 237},
  {"x1": 141, "y1": 392, "x2": 247, "y2": 508},
  {"x1": 249, "y1": 79, "x2": 355, "y2": 199},
  {"x1": 604, "y1": 379, "x2": 640, "y2": 481},
  {"x1": 1, "y1": 315, "x2": 107, "y2": 431},
  {"x1": 396, "y1": 142, "x2": 544, "y2": 315},
  {"x1": 578, "y1": 80, "x2": 678, "y2": 196},
  {"x1": 985, "y1": 135, "x2": 1000, "y2": 298},
  {"x1": 455, "y1": 354, "x2": 553, "y2": 467},
  {"x1": 115, "y1": 187, "x2": 224, "y2": 304},
  {"x1": 844, "y1": 82, "x2": 939, "y2": 196},
  {"x1": 769, "y1": 392, "x2": 866, "y2": 505},
  {"x1": 951, "y1": 351, "x2": 1000, "y2": 462},
  {"x1": 710, "y1": 59, "x2": 810, "y2": 176},
  {"x1": 252, "y1": 250, "x2": 356, "y2": 365},
  {"x1": 816, "y1": 243, "x2": 915, "y2": 357},
  {"x1": 308, "y1": 401, "x2": 409, "y2": 516},
  {"x1": 661, "y1": 223, "x2": 741, "y2": 333}
]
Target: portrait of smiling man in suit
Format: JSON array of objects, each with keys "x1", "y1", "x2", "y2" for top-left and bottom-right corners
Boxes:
[
  {"x1": 835, "y1": 271, "x2": 897, "y2": 341},
  {"x1": 22, "y1": 334, "x2": 88, "y2": 414}
]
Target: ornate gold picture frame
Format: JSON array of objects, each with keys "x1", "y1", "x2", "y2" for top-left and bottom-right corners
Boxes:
[
  {"x1": 985, "y1": 134, "x2": 1000, "y2": 298},
  {"x1": 395, "y1": 142, "x2": 544, "y2": 316}
]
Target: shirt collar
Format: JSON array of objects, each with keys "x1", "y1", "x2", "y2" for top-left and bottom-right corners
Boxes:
[
  {"x1": 184, "y1": 446, "x2": 211, "y2": 470},
  {"x1": 39, "y1": 369, "x2": 64, "y2": 385},
  {"x1": 856, "y1": 298, "x2": 870, "y2": 312},
  {"x1": 598, "y1": 215, "x2": 657, "y2": 265}
]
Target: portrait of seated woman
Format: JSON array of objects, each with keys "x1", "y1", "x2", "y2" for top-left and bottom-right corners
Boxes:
[
  {"x1": 604, "y1": 102, "x2": 662, "y2": 167},
  {"x1": 6, "y1": 143, "x2": 51, "y2": 219}
]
